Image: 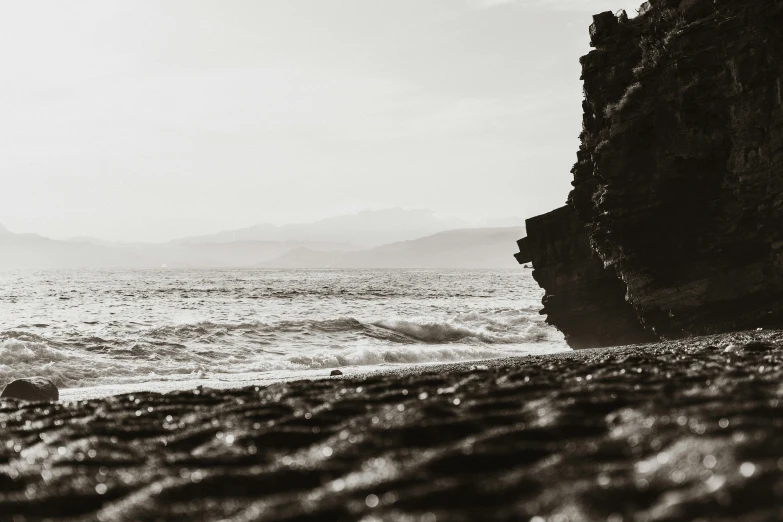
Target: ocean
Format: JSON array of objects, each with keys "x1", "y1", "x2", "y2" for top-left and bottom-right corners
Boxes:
[{"x1": 0, "y1": 268, "x2": 567, "y2": 398}]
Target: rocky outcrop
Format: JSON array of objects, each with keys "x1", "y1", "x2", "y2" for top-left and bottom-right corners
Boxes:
[
  {"x1": 1, "y1": 377, "x2": 59, "y2": 402},
  {"x1": 519, "y1": 0, "x2": 783, "y2": 347},
  {"x1": 516, "y1": 206, "x2": 655, "y2": 348}
]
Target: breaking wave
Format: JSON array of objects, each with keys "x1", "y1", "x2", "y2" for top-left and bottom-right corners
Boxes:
[
  {"x1": 374, "y1": 311, "x2": 551, "y2": 344},
  {"x1": 0, "y1": 310, "x2": 563, "y2": 389}
]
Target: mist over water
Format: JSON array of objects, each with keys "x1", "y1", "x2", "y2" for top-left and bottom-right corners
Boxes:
[{"x1": 0, "y1": 269, "x2": 566, "y2": 389}]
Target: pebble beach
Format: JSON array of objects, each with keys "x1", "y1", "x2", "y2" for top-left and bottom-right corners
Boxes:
[{"x1": 3, "y1": 329, "x2": 783, "y2": 521}]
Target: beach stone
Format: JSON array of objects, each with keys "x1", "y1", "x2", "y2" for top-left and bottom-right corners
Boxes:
[
  {"x1": 1, "y1": 377, "x2": 59, "y2": 401},
  {"x1": 330, "y1": 370, "x2": 343, "y2": 376},
  {"x1": 742, "y1": 341, "x2": 775, "y2": 352}
]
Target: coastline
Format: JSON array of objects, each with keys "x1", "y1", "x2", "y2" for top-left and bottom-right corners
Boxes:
[
  {"x1": 3, "y1": 329, "x2": 783, "y2": 520},
  {"x1": 58, "y1": 353, "x2": 567, "y2": 402}
]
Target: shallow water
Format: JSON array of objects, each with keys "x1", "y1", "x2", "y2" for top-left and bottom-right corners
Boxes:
[{"x1": 0, "y1": 268, "x2": 566, "y2": 390}]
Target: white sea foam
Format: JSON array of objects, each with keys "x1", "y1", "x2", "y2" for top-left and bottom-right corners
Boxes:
[
  {"x1": 283, "y1": 343, "x2": 556, "y2": 369},
  {"x1": 0, "y1": 313, "x2": 562, "y2": 389},
  {"x1": 374, "y1": 313, "x2": 552, "y2": 344}
]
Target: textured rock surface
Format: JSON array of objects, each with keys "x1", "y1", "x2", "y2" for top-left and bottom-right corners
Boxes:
[
  {"x1": 516, "y1": 206, "x2": 655, "y2": 348},
  {"x1": 2, "y1": 331, "x2": 783, "y2": 521},
  {"x1": 1, "y1": 377, "x2": 59, "y2": 402},
  {"x1": 519, "y1": 0, "x2": 783, "y2": 347}
]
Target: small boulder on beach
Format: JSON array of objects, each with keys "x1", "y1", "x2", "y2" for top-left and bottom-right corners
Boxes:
[
  {"x1": 1, "y1": 377, "x2": 59, "y2": 402},
  {"x1": 330, "y1": 370, "x2": 343, "y2": 376}
]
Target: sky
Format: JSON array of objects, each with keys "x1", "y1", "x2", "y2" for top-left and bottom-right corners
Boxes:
[{"x1": 0, "y1": 0, "x2": 645, "y2": 242}]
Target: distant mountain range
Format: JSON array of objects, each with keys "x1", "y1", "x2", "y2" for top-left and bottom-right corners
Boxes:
[
  {"x1": 258, "y1": 227, "x2": 526, "y2": 269},
  {"x1": 0, "y1": 227, "x2": 152, "y2": 269},
  {"x1": 0, "y1": 209, "x2": 525, "y2": 269},
  {"x1": 171, "y1": 209, "x2": 472, "y2": 247}
]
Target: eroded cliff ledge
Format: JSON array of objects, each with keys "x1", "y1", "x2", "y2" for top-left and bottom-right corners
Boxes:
[{"x1": 518, "y1": 0, "x2": 783, "y2": 348}]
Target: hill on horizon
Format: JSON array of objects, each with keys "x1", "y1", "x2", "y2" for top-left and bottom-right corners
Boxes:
[
  {"x1": 170, "y1": 208, "x2": 476, "y2": 247},
  {"x1": 258, "y1": 227, "x2": 525, "y2": 269},
  {"x1": 0, "y1": 225, "x2": 155, "y2": 269}
]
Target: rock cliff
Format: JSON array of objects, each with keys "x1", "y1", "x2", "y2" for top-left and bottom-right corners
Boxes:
[
  {"x1": 516, "y1": 206, "x2": 656, "y2": 348},
  {"x1": 518, "y1": 0, "x2": 783, "y2": 347}
]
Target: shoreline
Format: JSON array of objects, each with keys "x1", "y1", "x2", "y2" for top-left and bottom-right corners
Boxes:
[
  {"x1": 3, "y1": 329, "x2": 783, "y2": 520},
  {"x1": 58, "y1": 348, "x2": 569, "y2": 402},
  {"x1": 55, "y1": 361, "x2": 525, "y2": 402}
]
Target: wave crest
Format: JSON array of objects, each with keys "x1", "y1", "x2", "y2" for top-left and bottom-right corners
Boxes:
[{"x1": 0, "y1": 309, "x2": 564, "y2": 389}]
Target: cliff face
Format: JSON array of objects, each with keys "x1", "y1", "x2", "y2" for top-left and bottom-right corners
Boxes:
[
  {"x1": 516, "y1": 207, "x2": 655, "y2": 348},
  {"x1": 519, "y1": 0, "x2": 783, "y2": 347}
]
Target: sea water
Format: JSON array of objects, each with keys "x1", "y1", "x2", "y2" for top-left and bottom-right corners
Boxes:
[{"x1": 0, "y1": 268, "x2": 567, "y2": 397}]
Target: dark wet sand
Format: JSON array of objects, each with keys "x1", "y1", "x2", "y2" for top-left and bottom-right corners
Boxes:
[{"x1": 2, "y1": 330, "x2": 783, "y2": 521}]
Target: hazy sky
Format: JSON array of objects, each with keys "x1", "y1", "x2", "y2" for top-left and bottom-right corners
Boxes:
[{"x1": 1, "y1": 0, "x2": 644, "y2": 242}]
